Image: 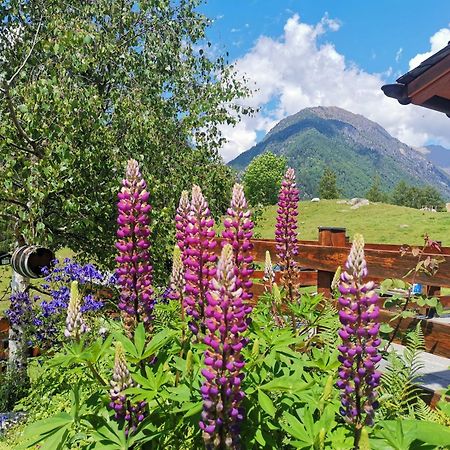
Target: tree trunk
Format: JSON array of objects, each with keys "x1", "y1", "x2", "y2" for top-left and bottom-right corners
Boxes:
[{"x1": 8, "y1": 269, "x2": 29, "y2": 374}]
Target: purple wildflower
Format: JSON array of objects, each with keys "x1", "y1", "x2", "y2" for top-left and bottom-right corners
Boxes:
[
  {"x1": 6, "y1": 291, "x2": 32, "y2": 327},
  {"x1": 275, "y1": 168, "x2": 299, "y2": 301},
  {"x1": 200, "y1": 244, "x2": 251, "y2": 449},
  {"x1": 182, "y1": 185, "x2": 217, "y2": 335},
  {"x1": 116, "y1": 159, "x2": 154, "y2": 332},
  {"x1": 109, "y1": 343, "x2": 146, "y2": 434},
  {"x1": 222, "y1": 183, "x2": 254, "y2": 303},
  {"x1": 336, "y1": 234, "x2": 381, "y2": 428}
]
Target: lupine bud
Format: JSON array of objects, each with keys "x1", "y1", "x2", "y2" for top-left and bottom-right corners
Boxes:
[
  {"x1": 222, "y1": 183, "x2": 254, "y2": 303},
  {"x1": 200, "y1": 244, "x2": 251, "y2": 449},
  {"x1": 186, "y1": 349, "x2": 193, "y2": 375},
  {"x1": 64, "y1": 281, "x2": 89, "y2": 339},
  {"x1": 337, "y1": 234, "x2": 381, "y2": 428},
  {"x1": 109, "y1": 343, "x2": 146, "y2": 434},
  {"x1": 169, "y1": 246, "x2": 184, "y2": 301},
  {"x1": 263, "y1": 251, "x2": 275, "y2": 288},
  {"x1": 275, "y1": 168, "x2": 299, "y2": 301},
  {"x1": 116, "y1": 159, "x2": 154, "y2": 333},
  {"x1": 182, "y1": 185, "x2": 217, "y2": 335}
]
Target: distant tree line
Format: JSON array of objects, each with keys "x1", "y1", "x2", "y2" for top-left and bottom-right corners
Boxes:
[{"x1": 241, "y1": 153, "x2": 447, "y2": 210}]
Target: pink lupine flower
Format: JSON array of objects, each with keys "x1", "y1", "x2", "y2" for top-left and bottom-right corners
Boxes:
[
  {"x1": 222, "y1": 183, "x2": 254, "y2": 303},
  {"x1": 275, "y1": 168, "x2": 299, "y2": 301},
  {"x1": 183, "y1": 185, "x2": 217, "y2": 334},
  {"x1": 116, "y1": 159, "x2": 154, "y2": 331},
  {"x1": 200, "y1": 244, "x2": 251, "y2": 449},
  {"x1": 175, "y1": 190, "x2": 190, "y2": 262},
  {"x1": 336, "y1": 234, "x2": 381, "y2": 428}
]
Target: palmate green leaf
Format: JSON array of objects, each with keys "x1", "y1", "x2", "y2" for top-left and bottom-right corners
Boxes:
[
  {"x1": 18, "y1": 412, "x2": 73, "y2": 449},
  {"x1": 257, "y1": 389, "x2": 276, "y2": 417},
  {"x1": 142, "y1": 329, "x2": 178, "y2": 359},
  {"x1": 38, "y1": 427, "x2": 70, "y2": 450},
  {"x1": 281, "y1": 411, "x2": 311, "y2": 445}
]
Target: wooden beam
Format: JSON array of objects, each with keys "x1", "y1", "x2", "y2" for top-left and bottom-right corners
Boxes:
[{"x1": 407, "y1": 54, "x2": 450, "y2": 99}]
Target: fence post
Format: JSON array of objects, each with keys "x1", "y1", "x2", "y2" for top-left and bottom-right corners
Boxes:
[{"x1": 317, "y1": 227, "x2": 347, "y2": 297}]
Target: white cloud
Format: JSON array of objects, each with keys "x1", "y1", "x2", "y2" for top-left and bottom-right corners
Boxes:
[
  {"x1": 395, "y1": 47, "x2": 403, "y2": 63},
  {"x1": 219, "y1": 15, "x2": 450, "y2": 162},
  {"x1": 409, "y1": 27, "x2": 450, "y2": 69}
]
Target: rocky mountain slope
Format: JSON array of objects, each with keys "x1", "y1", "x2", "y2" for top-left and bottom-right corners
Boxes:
[{"x1": 229, "y1": 106, "x2": 450, "y2": 199}]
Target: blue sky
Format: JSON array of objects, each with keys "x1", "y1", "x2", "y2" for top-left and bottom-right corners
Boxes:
[{"x1": 198, "y1": 1, "x2": 450, "y2": 161}]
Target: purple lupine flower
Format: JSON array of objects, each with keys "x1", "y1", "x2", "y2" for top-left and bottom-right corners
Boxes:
[
  {"x1": 336, "y1": 234, "x2": 381, "y2": 427},
  {"x1": 200, "y1": 244, "x2": 251, "y2": 449},
  {"x1": 116, "y1": 159, "x2": 154, "y2": 332},
  {"x1": 222, "y1": 183, "x2": 254, "y2": 303},
  {"x1": 64, "y1": 281, "x2": 89, "y2": 339},
  {"x1": 275, "y1": 168, "x2": 299, "y2": 301},
  {"x1": 109, "y1": 343, "x2": 146, "y2": 435},
  {"x1": 175, "y1": 190, "x2": 190, "y2": 262},
  {"x1": 182, "y1": 185, "x2": 217, "y2": 335}
]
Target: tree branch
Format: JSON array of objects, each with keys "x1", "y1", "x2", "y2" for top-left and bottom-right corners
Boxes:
[
  {"x1": 0, "y1": 197, "x2": 28, "y2": 210},
  {"x1": 8, "y1": 19, "x2": 42, "y2": 86},
  {"x1": 2, "y1": 83, "x2": 43, "y2": 158},
  {"x1": 0, "y1": 133, "x2": 36, "y2": 155}
]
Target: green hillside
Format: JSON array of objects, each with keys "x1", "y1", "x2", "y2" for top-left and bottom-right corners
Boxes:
[
  {"x1": 254, "y1": 200, "x2": 450, "y2": 245},
  {"x1": 229, "y1": 106, "x2": 450, "y2": 199}
]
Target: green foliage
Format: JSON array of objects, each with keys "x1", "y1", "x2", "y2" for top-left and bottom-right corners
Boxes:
[
  {"x1": 390, "y1": 181, "x2": 445, "y2": 210},
  {"x1": 318, "y1": 168, "x2": 340, "y2": 199},
  {"x1": 0, "y1": 0, "x2": 248, "y2": 278},
  {"x1": 366, "y1": 176, "x2": 388, "y2": 203},
  {"x1": 243, "y1": 152, "x2": 287, "y2": 205},
  {"x1": 378, "y1": 324, "x2": 425, "y2": 419},
  {"x1": 0, "y1": 369, "x2": 30, "y2": 412}
]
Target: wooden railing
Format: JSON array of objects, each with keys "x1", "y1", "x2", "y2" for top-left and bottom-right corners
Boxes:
[
  {"x1": 2, "y1": 227, "x2": 450, "y2": 361},
  {"x1": 219, "y1": 226, "x2": 450, "y2": 358}
]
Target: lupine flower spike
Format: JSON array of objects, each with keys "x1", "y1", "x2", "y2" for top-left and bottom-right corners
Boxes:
[
  {"x1": 275, "y1": 168, "x2": 300, "y2": 303},
  {"x1": 175, "y1": 190, "x2": 190, "y2": 262},
  {"x1": 336, "y1": 234, "x2": 381, "y2": 446},
  {"x1": 116, "y1": 159, "x2": 154, "y2": 334},
  {"x1": 64, "y1": 281, "x2": 89, "y2": 339},
  {"x1": 182, "y1": 185, "x2": 217, "y2": 335},
  {"x1": 222, "y1": 183, "x2": 254, "y2": 303},
  {"x1": 109, "y1": 343, "x2": 146, "y2": 435},
  {"x1": 263, "y1": 250, "x2": 275, "y2": 290},
  {"x1": 200, "y1": 244, "x2": 252, "y2": 449}
]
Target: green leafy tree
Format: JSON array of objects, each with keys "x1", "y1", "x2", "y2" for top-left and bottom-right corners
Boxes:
[
  {"x1": 318, "y1": 168, "x2": 340, "y2": 199},
  {"x1": 391, "y1": 181, "x2": 444, "y2": 210},
  {"x1": 0, "y1": 0, "x2": 251, "y2": 278},
  {"x1": 366, "y1": 176, "x2": 388, "y2": 203},
  {"x1": 243, "y1": 152, "x2": 287, "y2": 205}
]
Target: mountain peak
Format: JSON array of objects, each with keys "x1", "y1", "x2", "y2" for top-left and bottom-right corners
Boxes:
[{"x1": 229, "y1": 106, "x2": 450, "y2": 198}]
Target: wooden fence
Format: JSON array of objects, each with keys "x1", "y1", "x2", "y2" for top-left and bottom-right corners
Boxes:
[
  {"x1": 232, "y1": 226, "x2": 450, "y2": 359},
  {"x1": 1, "y1": 226, "x2": 450, "y2": 360}
]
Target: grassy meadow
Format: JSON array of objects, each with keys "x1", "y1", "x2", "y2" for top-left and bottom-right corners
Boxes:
[{"x1": 254, "y1": 200, "x2": 450, "y2": 244}]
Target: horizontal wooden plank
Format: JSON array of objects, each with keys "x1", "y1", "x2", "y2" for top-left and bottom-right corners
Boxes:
[
  {"x1": 232, "y1": 238, "x2": 450, "y2": 288},
  {"x1": 379, "y1": 310, "x2": 450, "y2": 358}
]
